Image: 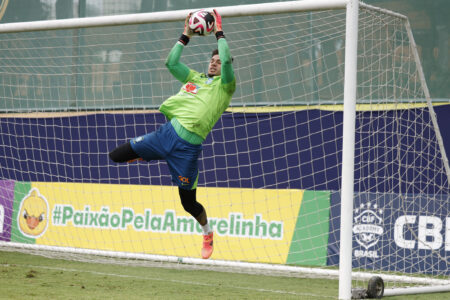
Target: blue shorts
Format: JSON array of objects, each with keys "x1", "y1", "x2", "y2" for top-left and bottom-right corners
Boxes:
[{"x1": 130, "y1": 122, "x2": 202, "y2": 190}]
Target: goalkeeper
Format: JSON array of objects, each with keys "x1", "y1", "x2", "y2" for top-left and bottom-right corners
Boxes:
[{"x1": 109, "y1": 9, "x2": 235, "y2": 260}]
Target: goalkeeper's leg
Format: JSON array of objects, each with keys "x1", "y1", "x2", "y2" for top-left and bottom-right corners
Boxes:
[
  {"x1": 179, "y1": 187, "x2": 214, "y2": 259},
  {"x1": 109, "y1": 142, "x2": 140, "y2": 163}
]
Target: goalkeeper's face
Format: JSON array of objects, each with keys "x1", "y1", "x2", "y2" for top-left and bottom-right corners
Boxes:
[{"x1": 208, "y1": 54, "x2": 221, "y2": 77}]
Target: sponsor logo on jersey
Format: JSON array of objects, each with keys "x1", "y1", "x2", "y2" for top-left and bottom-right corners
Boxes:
[{"x1": 183, "y1": 82, "x2": 199, "y2": 94}]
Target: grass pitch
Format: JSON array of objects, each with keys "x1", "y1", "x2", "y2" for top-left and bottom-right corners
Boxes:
[{"x1": 0, "y1": 250, "x2": 449, "y2": 299}]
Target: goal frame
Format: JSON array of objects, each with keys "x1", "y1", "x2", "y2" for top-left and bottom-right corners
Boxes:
[{"x1": 0, "y1": 1, "x2": 449, "y2": 299}]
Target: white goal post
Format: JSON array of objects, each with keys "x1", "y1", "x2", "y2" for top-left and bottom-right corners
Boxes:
[{"x1": 0, "y1": 1, "x2": 449, "y2": 299}]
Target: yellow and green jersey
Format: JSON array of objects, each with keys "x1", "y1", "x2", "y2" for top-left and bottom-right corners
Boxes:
[{"x1": 160, "y1": 38, "x2": 236, "y2": 141}]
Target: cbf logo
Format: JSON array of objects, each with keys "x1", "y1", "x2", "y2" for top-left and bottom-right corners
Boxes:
[{"x1": 352, "y1": 202, "x2": 384, "y2": 258}]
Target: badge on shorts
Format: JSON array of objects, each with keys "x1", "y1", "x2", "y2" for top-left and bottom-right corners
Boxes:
[{"x1": 133, "y1": 136, "x2": 144, "y2": 143}]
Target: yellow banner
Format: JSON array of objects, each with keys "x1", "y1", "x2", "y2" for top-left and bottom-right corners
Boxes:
[{"x1": 30, "y1": 182, "x2": 303, "y2": 264}]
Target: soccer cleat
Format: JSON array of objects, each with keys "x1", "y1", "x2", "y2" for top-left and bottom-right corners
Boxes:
[{"x1": 201, "y1": 232, "x2": 214, "y2": 259}]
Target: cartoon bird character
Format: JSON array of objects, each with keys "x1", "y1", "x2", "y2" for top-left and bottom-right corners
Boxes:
[{"x1": 18, "y1": 188, "x2": 49, "y2": 238}]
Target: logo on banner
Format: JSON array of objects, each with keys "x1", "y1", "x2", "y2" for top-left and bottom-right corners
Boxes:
[
  {"x1": 353, "y1": 202, "x2": 384, "y2": 258},
  {"x1": 0, "y1": 204, "x2": 4, "y2": 234},
  {"x1": 17, "y1": 188, "x2": 49, "y2": 238}
]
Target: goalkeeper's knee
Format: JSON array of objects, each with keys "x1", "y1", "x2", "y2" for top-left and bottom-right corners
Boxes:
[
  {"x1": 179, "y1": 187, "x2": 204, "y2": 218},
  {"x1": 109, "y1": 142, "x2": 139, "y2": 163}
]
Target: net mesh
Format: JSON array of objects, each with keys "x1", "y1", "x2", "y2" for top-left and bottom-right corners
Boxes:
[{"x1": 0, "y1": 5, "x2": 449, "y2": 295}]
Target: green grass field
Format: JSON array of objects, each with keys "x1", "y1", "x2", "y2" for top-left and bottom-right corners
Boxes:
[{"x1": 1, "y1": 250, "x2": 449, "y2": 299}]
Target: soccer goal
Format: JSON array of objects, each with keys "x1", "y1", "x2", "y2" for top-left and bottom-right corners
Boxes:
[{"x1": 0, "y1": 0, "x2": 449, "y2": 299}]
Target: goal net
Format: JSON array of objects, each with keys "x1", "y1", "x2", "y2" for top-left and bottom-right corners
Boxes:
[{"x1": 0, "y1": 1, "x2": 448, "y2": 298}]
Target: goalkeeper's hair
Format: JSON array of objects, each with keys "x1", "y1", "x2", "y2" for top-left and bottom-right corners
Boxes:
[{"x1": 211, "y1": 49, "x2": 234, "y2": 62}]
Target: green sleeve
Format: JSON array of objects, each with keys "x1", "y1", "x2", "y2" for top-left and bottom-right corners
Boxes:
[
  {"x1": 165, "y1": 42, "x2": 191, "y2": 83},
  {"x1": 218, "y1": 38, "x2": 235, "y2": 85}
]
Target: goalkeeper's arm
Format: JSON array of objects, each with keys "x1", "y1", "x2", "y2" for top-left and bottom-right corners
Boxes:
[
  {"x1": 165, "y1": 13, "x2": 192, "y2": 83},
  {"x1": 213, "y1": 9, "x2": 235, "y2": 89}
]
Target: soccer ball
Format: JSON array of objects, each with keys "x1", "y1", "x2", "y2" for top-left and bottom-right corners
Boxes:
[{"x1": 189, "y1": 10, "x2": 215, "y2": 36}]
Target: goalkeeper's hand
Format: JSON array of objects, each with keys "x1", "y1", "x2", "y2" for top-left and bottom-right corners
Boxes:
[
  {"x1": 183, "y1": 12, "x2": 193, "y2": 37},
  {"x1": 212, "y1": 9, "x2": 222, "y2": 33},
  {"x1": 212, "y1": 9, "x2": 225, "y2": 40}
]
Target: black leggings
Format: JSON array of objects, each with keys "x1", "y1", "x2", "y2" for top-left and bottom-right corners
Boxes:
[
  {"x1": 109, "y1": 142, "x2": 204, "y2": 219},
  {"x1": 179, "y1": 187, "x2": 204, "y2": 218},
  {"x1": 109, "y1": 142, "x2": 139, "y2": 163}
]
